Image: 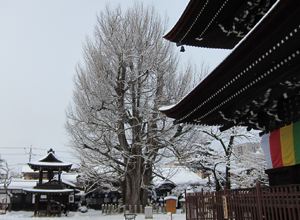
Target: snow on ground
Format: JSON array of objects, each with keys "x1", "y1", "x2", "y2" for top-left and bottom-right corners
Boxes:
[{"x1": 0, "y1": 210, "x2": 186, "y2": 220}]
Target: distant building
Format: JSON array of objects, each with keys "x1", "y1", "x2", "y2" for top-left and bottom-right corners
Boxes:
[
  {"x1": 21, "y1": 165, "x2": 47, "y2": 180},
  {"x1": 166, "y1": 157, "x2": 209, "y2": 179},
  {"x1": 152, "y1": 165, "x2": 209, "y2": 202},
  {"x1": 234, "y1": 142, "x2": 261, "y2": 157},
  {"x1": 0, "y1": 179, "x2": 37, "y2": 211}
]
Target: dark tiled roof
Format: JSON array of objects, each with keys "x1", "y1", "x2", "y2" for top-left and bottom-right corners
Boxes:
[
  {"x1": 28, "y1": 149, "x2": 72, "y2": 171},
  {"x1": 160, "y1": 0, "x2": 300, "y2": 135},
  {"x1": 164, "y1": 0, "x2": 276, "y2": 49}
]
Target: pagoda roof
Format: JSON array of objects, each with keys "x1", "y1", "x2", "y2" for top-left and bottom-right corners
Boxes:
[
  {"x1": 23, "y1": 188, "x2": 74, "y2": 195},
  {"x1": 160, "y1": 0, "x2": 300, "y2": 135},
  {"x1": 28, "y1": 148, "x2": 72, "y2": 171},
  {"x1": 164, "y1": 0, "x2": 277, "y2": 49}
]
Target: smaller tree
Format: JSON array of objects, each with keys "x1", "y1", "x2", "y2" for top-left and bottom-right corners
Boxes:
[
  {"x1": 234, "y1": 148, "x2": 268, "y2": 188},
  {"x1": 76, "y1": 159, "x2": 119, "y2": 194},
  {"x1": 183, "y1": 126, "x2": 263, "y2": 191},
  {"x1": 0, "y1": 159, "x2": 12, "y2": 212}
]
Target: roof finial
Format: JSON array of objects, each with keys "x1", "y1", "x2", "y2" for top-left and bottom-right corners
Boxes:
[
  {"x1": 48, "y1": 148, "x2": 55, "y2": 154},
  {"x1": 180, "y1": 45, "x2": 185, "y2": 52}
]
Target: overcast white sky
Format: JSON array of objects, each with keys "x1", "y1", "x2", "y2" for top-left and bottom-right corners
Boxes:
[{"x1": 0, "y1": 0, "x2": 230, "y2": 171}]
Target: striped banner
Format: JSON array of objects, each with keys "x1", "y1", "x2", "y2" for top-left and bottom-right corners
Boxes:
[{"x1": 261, "y1": 121, "x2": 300, "y2": 169}]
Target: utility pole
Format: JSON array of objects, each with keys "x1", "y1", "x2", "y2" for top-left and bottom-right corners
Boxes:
[{"x1": 29, "y1": 145, "x2": 32, "y2": 162}]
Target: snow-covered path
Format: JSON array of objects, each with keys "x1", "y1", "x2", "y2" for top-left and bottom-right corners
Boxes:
[{"x1": 0, "y1": 210, "x2": 186, "y2": 220}]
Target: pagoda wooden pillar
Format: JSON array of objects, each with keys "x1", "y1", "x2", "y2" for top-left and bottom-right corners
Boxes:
[
  {"x1": 34, "y1": 194, "x2": 40, "y2": 216},
  {"x1": 39, "y1": 170, "x2": 43, "y2": 184},
  {"x1": 48, "y1": 170, "x2": 54, "y2": 181},
  {"x1": 58, "y1": 170, "x2": 61, "y2": 183},
  {"x1": 47, "y1": 195, "x2": 51, "y2": 217},
  {"x1": 58, "y1": 196, "x2": 62, "y2": 217}
]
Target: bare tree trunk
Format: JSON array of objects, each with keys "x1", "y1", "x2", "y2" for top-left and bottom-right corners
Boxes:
[
  {"x1": 225, "y1": 161, "x2": 231, "y2": 190},
  {"x1": 7, "y1": 196, "x2": 12, "y2": 212},
  {"x1": 225, "y1": 136, "x2": 235, "y2": 189},
  {"x1": 122, "y1": 163, "x2": 152, "y2": 211},
  {"x1": 4, "y1": 187, "x2": 12, "y2": 212}
]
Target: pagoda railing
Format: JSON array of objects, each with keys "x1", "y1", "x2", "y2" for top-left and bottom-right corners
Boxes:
[{"x1": 34, "y1": 180, "x2": 64, "y2": 189}]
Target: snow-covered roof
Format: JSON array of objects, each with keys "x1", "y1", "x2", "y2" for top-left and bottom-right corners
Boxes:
[
  {"x1": 153, "y1": 166, "x2": 207, "y2": 187},
  {"x1": 164, "y1": 196, "x2": 178, "y2": 201},
  {"x1": 61, "y1": 179, "x2": 76, "y2": 188},
  {"x1": 0, "y1": 179, "x2": 78, "y2": 191},
  {"x1": 158, "y1": 104, "x2": 175, "y2": 112},
  {"x1": 21, "y1": 165, "x2": 37, "y2": 173},
  {"x1": 28, "y1": 161, "x2": 72, "y2": 167},
  {"x1": 160, "y1": 0, "x2": 300, "y2": 135},
  {"x1": 28, "y1": 148, "x2": 72, "y2": 171},
  {"x1": 23, "y1": 188, "x2": 74, "y2": 194},
  {"x1": 3, "y1": 178, "x2": 77, "y2": 192},
  {"x1": 0, "y1": 178, "x2": 38, "y2": 190},
  {"x1": 59, "y1": 172, "x2": 78, "y2": 183},
  {"x1": 75, "y1": 190, "x2": 86, "y2": 196}
]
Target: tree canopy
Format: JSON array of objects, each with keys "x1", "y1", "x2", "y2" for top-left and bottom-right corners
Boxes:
[
  {"x1": 65, "y1": 2, "x2": 203, "y2": 207},
  {"x1": 183, "y1": 127, "x2": 267, "y2": 191}
]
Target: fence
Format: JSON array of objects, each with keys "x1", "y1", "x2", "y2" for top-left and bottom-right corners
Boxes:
[
  {"x1": 186, "y1": 183, "x2": 300, "y2": 220},
  {"x1": 101, "y1": 203, "x2": 166, "y2": 214}
]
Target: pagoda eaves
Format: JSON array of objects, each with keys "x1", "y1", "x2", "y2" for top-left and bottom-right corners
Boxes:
[
  {"x1": 164, "y1": 0, "x2": 277, "y2": 49},
  {"x1": 28, "y1": 148, "x2": 72, "y2": 172},
  {"x1": 160, "y1": 0, "x2": 300, "y2": 135}
]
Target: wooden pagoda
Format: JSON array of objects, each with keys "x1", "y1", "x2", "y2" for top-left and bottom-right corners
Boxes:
[
  {"x1": 24, "y1": 148, "x2": 73, "y2": 217},
  {"x1": 160, "y1": 0, "x2": 300, "y2": 186}
]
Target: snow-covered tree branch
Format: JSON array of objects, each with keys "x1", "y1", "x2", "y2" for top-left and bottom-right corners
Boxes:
[
  {"x1": 0, "y1": 159, "x2": 12, "y2": 212},
  {"x1": 184, "y1": 126, "x2": 265, "y2": 191},
  {"x1": 65, "y1": 2, "x2": 207, "y2": 208}
]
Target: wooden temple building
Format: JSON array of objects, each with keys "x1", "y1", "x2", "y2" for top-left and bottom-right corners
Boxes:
[
  {"x1": 160, "y1": 0, "x2": 300, "y2": 186},
  {"x1": 24, "y1": 148, "x2": 74, "y2": 217}
]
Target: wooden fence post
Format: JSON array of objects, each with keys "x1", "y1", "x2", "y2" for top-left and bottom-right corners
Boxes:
[
  {"x1": 201, "y1": 188, "x2": 205, "y2": 220},
  {"x1": 256, "y1": 182, "x2": 263, "y2": 220},
  {"x1": 222, "y1": 187, "x2": 228, "y2": 219},
  {"x1": 186, "y1": 190, "x2": 191, "y2": 220}
]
